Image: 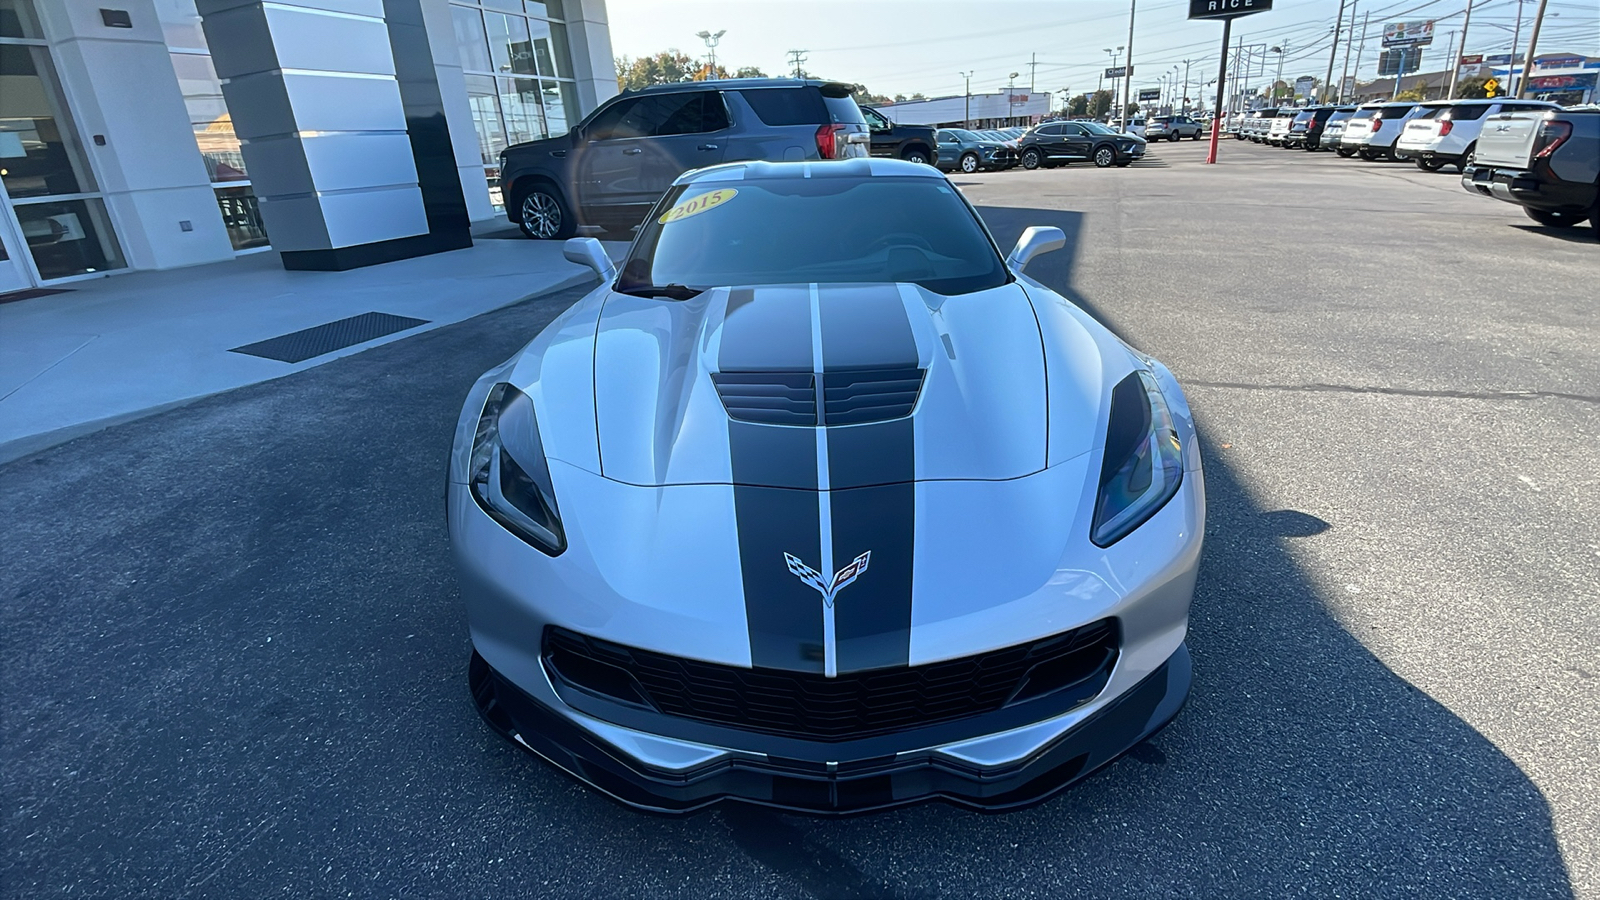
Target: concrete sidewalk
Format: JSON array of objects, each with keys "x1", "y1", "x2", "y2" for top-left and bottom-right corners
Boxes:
[{"x1": 0, "y1": 232, "x2": 614, "y2": 464}]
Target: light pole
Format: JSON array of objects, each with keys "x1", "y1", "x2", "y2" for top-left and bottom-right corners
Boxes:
[
  {"x1": 1104, "y1": 46, "x2": 1124, "y2": 121},
  {"x1": 1450, "y1": 0, "x2": 1476, "y2": 100},
  {"x1": 1182, "y1": 58, "x2": 1193, "y2": 112},
  {"x1": 1270, "y1": 43, "x2": 1287, "y2": 101},
  {"x1": 695, "y1": 29, "x2": 725, "y2": 77},
  {"x1": 1007, "y1": 71, "x2": 1020, "y2": 125},
  {"x1": 960, "y1": 71, "x2": 974, "y2": 127},
  {"x1": 1508, "y1": 0, "x2": 1526, "y2": 96},
  {"x1": 1170, "y1": 65, "x2": 1180, "y2": 111}
]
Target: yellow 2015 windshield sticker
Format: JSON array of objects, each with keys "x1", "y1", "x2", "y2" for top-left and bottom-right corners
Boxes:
[{"x1": 659, "y1": 188, "x2": 737, "y2": 224}]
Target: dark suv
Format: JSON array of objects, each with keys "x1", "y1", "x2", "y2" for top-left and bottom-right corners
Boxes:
[
  {"x1": 1017, "y1": 120, "x2": 1146, "y2": 169},
  {"x1": 500, "y1": 79, "x2": 868, "y2": 239},
  {"x1": 860, "y1": 106, "x2": 937, "y2": 166},
  {"x1": 1286, "y1": 106, "x2": 1340, "y2": 150}
]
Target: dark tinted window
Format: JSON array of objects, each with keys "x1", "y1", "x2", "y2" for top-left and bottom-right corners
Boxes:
[
  {"x1": 1378, "y1": 105, "x2": 1415, "y2": 118},
  {"x1": 1293, "y1": 111, "x2": 1314, "y2": 123},
  {"x1": 740, "y1": 87, "x2": 826, "y2": 126},
  {"x1": 620, "y1": 176, "x2": 1009, "y2": 296},
  {"x1": 655, "y1": 92, "x2": 729, "y2": 136},
  {"x1": 1037, "y1": 124, "x2": 1064, "y2": 136},
  {"x1": 822, "y1": 93, "x2": 866, "y2": 125},
  {"x1": 583, "y1": 97, "x2": 641, "y2": 140},
  {"x1": 1351, "y1": 108, "x2": 1376, "y2": 119},
  {"x1": 1061, "y1": 123, "x2": 1087, "y2": 135}
]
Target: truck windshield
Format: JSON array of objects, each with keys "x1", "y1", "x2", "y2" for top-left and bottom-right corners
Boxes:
[{"x1": 617, "y1": 175, "x2": 1010, "y2": 297}]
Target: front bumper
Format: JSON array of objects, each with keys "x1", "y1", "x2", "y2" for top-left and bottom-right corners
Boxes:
[
  {"x1": 470, "y1": 642, "x2": 1190, "y2": 815},
  {"x1": 1461, "y1": 164, "x2": 1597, "y2": 212}
]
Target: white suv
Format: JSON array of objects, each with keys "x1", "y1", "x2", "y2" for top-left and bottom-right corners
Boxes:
[
  {"x1": 1396, "y1": 98, "x2": 1563, "y2": 172},
  {"x1": 1344, "y1": 102, "x2": 1424, "y2": 161},
  {"x1": 1266, "y1": 109, "x2": 1298, "y2": 146}
]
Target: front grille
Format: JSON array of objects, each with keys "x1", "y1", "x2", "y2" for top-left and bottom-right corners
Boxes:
[
  {"x1": 712, "y1": 368, "x2": 925, "y2": 427},
  {"x1": 543, "y1": 620, "x2": 1119, "y2": 741}
]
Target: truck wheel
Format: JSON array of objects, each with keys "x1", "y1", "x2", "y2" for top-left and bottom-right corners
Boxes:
[
  {"x1": 902, "y1": 147, "x2": 930, "y2": 165},
  {"x1": 513, "y1": 182, "x2": 576, "y2": 240},
  {"x1": 1524, "y1": 207, "x2": 1584, "y2": 229}
]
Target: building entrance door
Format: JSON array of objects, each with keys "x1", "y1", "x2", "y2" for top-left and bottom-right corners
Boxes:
[{"x1": 0, "y1": 182, "x2": 34, "y2": 294}]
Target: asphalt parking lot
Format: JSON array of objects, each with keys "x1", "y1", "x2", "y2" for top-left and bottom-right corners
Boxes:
[{"x1": 4, "y1": 139, "x2": 1597, "y2": 898}]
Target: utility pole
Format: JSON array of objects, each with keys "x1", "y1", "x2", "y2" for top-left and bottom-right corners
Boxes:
[
  {"x1": 1450, "y1": 0, "x2": 1475, "y2": 100},
  {"x1": 1441, "y1": 30, "x2": 1458, "y2": 100},
  {"x1": 1182, "y1": 59, "x2": 1193, "y2": 112},
  {"x1": 1324, "y1": 0, "x2": 1347, "y2": 102},
  {"x1": 1104, "y1": 46, "x2": 1124, "y2": 121},
  {"x1": 1508, "y1": 0, "x2": 1525, "y2": 96},
  {"x1": 786, "y1": 49, "x2": 808, "y2": 79},
  {"x1": 1517, "y1": 0, "x2": 1551, "y2": 97},
  {"x1": 1351, "y1": 12, "x2": 1371, "y2": 100},
  {"x1": 960, "y1": 70, "x2": 973, "y2": 127},
  {"x1": 1124, "y1": 0, "x2": 1138, "y2": 120},
  {"x1": 1233, "y1": 30, "x2": 1244, "y2": 113},
  {"x1": 1339, "y1": 1, "x2": 1359, "y2": 102},
  {"x1": 1028, "y1": 53, "x2": 1038, "y2": 92}
]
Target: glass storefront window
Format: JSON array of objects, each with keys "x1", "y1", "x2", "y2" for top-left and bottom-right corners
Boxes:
[
  {"x1": 499, "y1": 77, "x2": 546, "y2": 145},
  {"x1": 464, "y1": 74, "x2": 506, "y2": 164},
  {"x1": 527, "y1": 18, "x2": 570, "y2": 79},
  {"x1": 451, "y1": 6, "x2": 492, "y2": 73},
  {"x1": 0, "y1": 0, "x2": 42, "y2": 39},
  {"x1": 213, "y1": 186, "x2": 268, "y2": 250},
  {"x1": 13, "y1": 198, "x2": 126, "y2": 280},
  {"x1": 0, "y1": 45, "x2": 97, "y2": 199},
  {"x1": 541, "y1": 80, "x2": 578, "y2": 135},
  {"x1": 485, "y1": 12, "x2": 536, "y2": 76},
  {"x1": 170, "y1": 53, "x2": 248, "y2": 183}
]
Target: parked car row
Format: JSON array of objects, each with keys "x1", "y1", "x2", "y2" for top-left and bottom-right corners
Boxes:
[
  {"x1": 499, "y1": 78, "x2": 1153, "y2": 240},
  {"x1": 1229, "y1": 97, "x2": 1598, "y2": 236}
]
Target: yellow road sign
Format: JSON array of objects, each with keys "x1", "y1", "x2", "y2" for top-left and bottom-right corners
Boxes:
[{"x1": 1484, "y1": 77, "x2": 1500, "y2": 95}]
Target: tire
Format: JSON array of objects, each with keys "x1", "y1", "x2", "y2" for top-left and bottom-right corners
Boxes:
[
  {"x1": 513, "y1": 182, "x2": 575, "y2": 240},
  {"x1": 902, "y1": 146, "x2": 931, "y2": 165},
  {"x1": 1021, "y1": 148, "x2": 1043, "y2": 170},
  {"x1": 1358, "y1": 148, "x2": 1380, "y2": 161},
  {"x1": 1524, "y1": 207, "x2": 1585, "y2": 229},
  {"x1": 1169, "y1": 134, "x2": 1180, "y2": 142},
  {"x1": 1336, "y1": 147, "x2": 1356, "y2": 158},
  {"x1": 959, "y1": 152, "x2": 979, "y2": 173},
  {"x1": 1093, "y1": 145, "x2": 1116, "y2": 168},
  {"x1": 1458, "y1": 143, "x2": 1478, "y2": 173},
  {"x1": 1416, "y1": 157, "x2": 1445, "y2": 172}
]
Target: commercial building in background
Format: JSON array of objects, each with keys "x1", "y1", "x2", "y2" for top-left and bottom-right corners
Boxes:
[
  {"x1": 875, "y1": 90, "x2": 1050, "y2": 129},
  {"x1": 0, "y1": 0, "x2": 616, "y2": 293}
]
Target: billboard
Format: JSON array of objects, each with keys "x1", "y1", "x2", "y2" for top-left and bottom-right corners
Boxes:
[
  {"x1": 1383, "y1": 21, "x2": 1435, "y2": 47},
  {"x1": 1378, "y1": 49, "x2": 1424, "y2": 76},
  {"x1": 1105, "y1": 66, "x2": 1129, "y2": 78},
  {"x1": 1138, "y1": 88, "x2": 1161, "y2": 101},
  {"x1": 1459, "y1": 54, "x2": 1483, "y2": 65},
  {"x1": 1188, "y1": 0, "x2": 1273, "y2": 20}
]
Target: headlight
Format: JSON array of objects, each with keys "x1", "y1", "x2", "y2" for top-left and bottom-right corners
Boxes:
[
  {"x1": 469, "y1": 383, "x2": 566, "y2": 555},
  {"x1": 1091, "y1": 371, "x2": 1184, "y2": 547}
]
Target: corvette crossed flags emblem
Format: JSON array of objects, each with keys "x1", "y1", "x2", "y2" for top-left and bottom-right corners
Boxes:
[{"x1": 783, "y1": 551, "x2": 871, "y2": 608}]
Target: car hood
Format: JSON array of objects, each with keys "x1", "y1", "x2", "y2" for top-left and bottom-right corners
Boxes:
[{"x1": 590, "y1": 281, "x2": 1090, "y2": 489}]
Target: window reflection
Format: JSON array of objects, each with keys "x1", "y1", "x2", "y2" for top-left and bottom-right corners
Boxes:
[
  {"x1": 499, "y1": 78, "x2": 546, "y2": 145},
  {"x1": 14, "y1": 198, "x2": 126, "y2": 279},
  {"x1": 464, "y1": 74, "x2": 505, "y2": 163},
  {"x1": 170, "y1": 53, "x2": 248, "y2": 182},
  {"x1": 0, "y1": 45, "x2": 95, "y2": 199}
]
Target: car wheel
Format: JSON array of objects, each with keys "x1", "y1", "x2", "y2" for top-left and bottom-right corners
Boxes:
[
  {"x1": 1524, "y1": 207, "x2": 1585, "y2": 229},
  {"x1": 1459, "y1": 143, "x2": 1478, "y2": 172},
  {"x1": 960, "y1": 152, "x2": 979, "y2": 173},
  {"x1": 1094, "y1": 145, "x2": 1116, "y2": 168},
  {"x1": 1169, "y1": 134, "x2": 1180, "y2": 142},
  {"x1": 514, "y1": 183, "x2": 575, "y2": 240},
  {"x1": 1021, "y1": 148, "x2": 1042, "y2": 170},
  {"x1": 1336, "y1": 147, "x2": 1356, "y2": 158},
  {"x1": 902, "y1": 147, "x2": 930, "y2": 165},
  {"x1": 1416, "y1": 157, "x2": 1445, "y2": 172}
]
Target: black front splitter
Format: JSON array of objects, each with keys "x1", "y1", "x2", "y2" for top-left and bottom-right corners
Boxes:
[{"x1": 469, "y1": 644, "x2": 1191, "y2": 816}]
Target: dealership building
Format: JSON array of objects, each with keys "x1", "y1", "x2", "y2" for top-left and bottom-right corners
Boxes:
[
  {"x1": 874, "y1": 89, "x2": 1051, "y2": 130},
  {"x1": 0, "y1": 0, "x2": 617, "y2": 293}
]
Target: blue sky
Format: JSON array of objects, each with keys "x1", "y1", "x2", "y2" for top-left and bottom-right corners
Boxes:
[{"x1": 604, "y1": 0, "x2": 1600, "y2": 102}]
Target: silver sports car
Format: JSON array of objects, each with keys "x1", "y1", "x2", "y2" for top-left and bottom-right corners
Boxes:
[{"x1": 448, "y1": 159, "x2": 1204, "y2": 814}]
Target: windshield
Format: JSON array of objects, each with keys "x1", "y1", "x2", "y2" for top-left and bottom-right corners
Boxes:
[
  {"x1": 617, "y1": 176, "x2": 1010, "y2": 297},
  {"x1": 1082, "y1": 122, "x2": 1120, "y2": 135}
]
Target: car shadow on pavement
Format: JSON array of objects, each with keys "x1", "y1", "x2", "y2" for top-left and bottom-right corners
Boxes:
[{"x1": 0, "y1": 229, "x2": 1574, "y2": 898}]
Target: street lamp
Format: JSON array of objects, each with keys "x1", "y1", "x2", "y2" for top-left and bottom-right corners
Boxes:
[
  {"x1": 1007, "y1": 71, "x2": 1020, "y2": 125},
  {"x1": 1269, "y1": 43, "x2": 1288, "y2": 101},
  {"x1": 695, "y1": 29, "x2": 725, "y2": 76},
  {"x1": 1104, "y1": 46, "x2": 1124, "y2": 122}
]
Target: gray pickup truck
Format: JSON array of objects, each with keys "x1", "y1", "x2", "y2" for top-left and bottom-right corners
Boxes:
[{"x1": 1462, "y1": 106, "x2": 1600, "y2": 235}]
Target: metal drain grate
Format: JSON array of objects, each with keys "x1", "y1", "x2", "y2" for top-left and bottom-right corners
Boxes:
[{"x1": 230, "y1": 312, "x2": 430, "y2": 363}]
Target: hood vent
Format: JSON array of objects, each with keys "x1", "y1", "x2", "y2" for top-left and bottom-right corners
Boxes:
[{"x1": 712, "y1": 368, "x2": 925, "y2": 427}]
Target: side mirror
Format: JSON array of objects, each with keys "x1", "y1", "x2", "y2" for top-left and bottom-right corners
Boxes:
[
  {"x1": 563, "y1": 237, "x2": 617, "y2": 282},
  {"x1": 1005, "y1": 226, "x2": 1066, "y2": 273}
]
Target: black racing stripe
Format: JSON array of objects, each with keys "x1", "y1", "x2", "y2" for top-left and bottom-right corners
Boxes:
[
  {"x1": 718, "y1": 285, "x2": 814, "y2": 373},
  {"x1": 829, "y1": 480, "x2": 915, "y2": 673},
  {"x1": 817, "y1": 284, "x2": 919, "y2": 371},
  {"x1": 733, "y1": 484, "x2": 825, "y2": 673},
  {"x1": 825, "y1": 417, "x2": 913, "y2": 490}
]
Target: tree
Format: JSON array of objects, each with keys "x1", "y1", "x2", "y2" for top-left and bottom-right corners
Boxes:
[
  {"x1": 615, "y1": 50, "x2": 697, "y2": 91},
  {"x1": 1089, "y1": 89, "x2": 1112, "y2": 118},
  {"x1": 851, "y1": 84, "x2": 893, "y2": 106},
  {"x1": 733, "y1": 66, "x2": 767, "y2": 79},
  {"x1": 1456, "y1": 75, "x2": 1496, "y2": 99},
  {"x1": 1068, "y1": 93, "x2": 1090, "y2": 116},
  {"x1": 1125, "y1": 102, "x2": 1140, "y2": 117}
]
